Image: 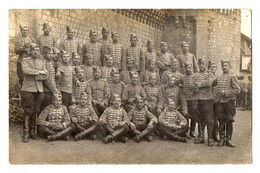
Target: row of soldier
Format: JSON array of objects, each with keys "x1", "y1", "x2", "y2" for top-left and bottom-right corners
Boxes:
[{"x1": 15, "y1": 23, "x2": 240, "y2": 147}]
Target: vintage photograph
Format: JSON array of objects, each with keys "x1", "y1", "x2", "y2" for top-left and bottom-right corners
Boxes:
[{"x1": 8, "y1": 9, "x2": 252, "y2": 164}]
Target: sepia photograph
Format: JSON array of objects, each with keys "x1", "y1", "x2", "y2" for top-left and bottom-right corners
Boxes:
[{"x1": 8, "y1": 8, "x2": 252, "y2": 164}]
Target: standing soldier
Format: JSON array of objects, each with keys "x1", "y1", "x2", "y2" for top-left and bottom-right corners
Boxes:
[
  {"x1": 144, "y1": 40, "x2": 157, "y2": 70},
  {"x1": 37, "y1": 93, "x2": 73, "y2": 142},
  {"x1": 98, "y1": 27, "x2": 110, "y2": 58},
  {"x1": 21, "y1": 43, "x2": 48, "y2": 142},
  {"x1": 15, "y1": 25, "x2": 36, "y2": 85},
  {"x1": 157, "y1": 42, "x2": 173, "y2": 76},
  {"x1": 143, "y1": 73, "x2": 163, "y2": 117},
  {"x1": 82, "y1": 54, "x2": 95, "y2": 81},
  {"x1": 108, "y1": 68, "x2": 125, "y2": 106},
  {"x1": 178, "y1": 41, "x2": 198, "y2": 74},
  {"x1": 213, "y1": 60, "x2": 240, "y2": 147},
  {"x1": 120, "y1": 57, "x2": 138, "y2": 85},
  {"x1": 158, "y1": 100, "x2": 188, "y2": 143},
  {"x1": 82, "y1": 30, "x2": 102, "y2": 66},
  {"x1": 89, "y1": 66, "x2": 110, "y2": 117},
  {"x1": 128, "y1": 96, "x2": 158, "y2": 142},
  {"x1": 181, "y1": 62, "x2": 199, "y2": 138},
  {"x1": 99, "y1": 94, "x2": 130, "y2": 144},
  {"x1": 37, "y1": 23, "x2": 56, "y2": 54},
  {"x1": 122, "y1": 71, "x2": 147, "y2": 113},
  {"x1": 140, "y1": 59, "x2": 160, "y2": 86},
  {"x1": 70, "y1": 92, "x2": 98, "y2": 141},
  {"x1": 108, "y1": 32, "x2": 124, "y2": 70},
  {"x1": 56, "y1": 50, "x2": 74, "y2": 110},
  {"x1": 124, "y1": 34, "x2": 144, "y2": 73},
  {"x1": 60, "y1": 26, "x2": 82, "y2": 63},
  {"x1": 193, "y1": 58, "x2": 215, "y2": 146},
  {"x1": 208, "y1": 61, "x2": 220, "y2": 141},
  {"x1": 102, "y1": 55, "x2": 117, "y2": 84},
  {"x1": 161, "y1": 57, "x2": 183, "y2": 85}
]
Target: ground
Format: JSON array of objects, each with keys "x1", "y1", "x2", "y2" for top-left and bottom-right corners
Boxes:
[{"x1": 9, "y1": 110, "x2": 252, "y2": 164}]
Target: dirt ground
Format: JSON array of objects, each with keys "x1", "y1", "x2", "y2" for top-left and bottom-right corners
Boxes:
[{"x1": 9, "y1": 110, "x2": 252, "y2": 164}]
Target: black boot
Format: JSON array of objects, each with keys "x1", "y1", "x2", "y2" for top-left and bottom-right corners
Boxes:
[
  {"x1": 48, "y1": 126, "x2": 73, "y2": 142},
  {"x1": 217, "y1": 122, "x2": 225, "y2": 146},
  {"x1": 22, "y1": 115, "x2": 30, "y2": 143},
  {"x1": 189, "y1": 120, "x2": 196, "y2": 137},
  {"x1": 111, "y1": 124, "x2": 128, "y2": 142},
  {"x1": 194, "y1": 122, "x2": 205, "y2": 144},
  {"x1": 74, "y1": 124, "x2": 97, "y2": 141},
  {"x1": 226, "y1": 122, "x2": 235, "y2": 147},
  {"x1": 30, "y1": 114, "x2": 39, "y2": 140}
]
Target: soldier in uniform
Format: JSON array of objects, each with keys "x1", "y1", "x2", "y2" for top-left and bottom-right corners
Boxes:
[
  {"x1": 21, "y1": 43, "x2": 48, "y2": 142},
  {"x1": 144, "y1": 40, "x2": 157, "y2": 70},
  {"x1": 161, "y1": 57, "x2": 183, "y2": 85},
  {"x1": 128, "y1": 96, "x2": 158, "y2": 142},
  {"x1": 193, "y1": 58, "x2": 215, "y2": 146},
  {"x1": 37, "y1": 93, "x2": 73, "y2": 142},
  {"x1": 82, "y1": 54, "x2": 95, "y2": 81},
  {"x1": 99, "y1": 94, "x2": 130, "y2": 144},
  {"x1": 108, "y1": 68, "x2": 125, "y2": 106},
  {"x1": 89, "y1": 66, "x2": 110, "y2": 117},
  {"x1": 102, "y1": 55, "x2": 117, "y2": 84},
  {"x1": 70, "y1": 92, "x2": 98, "y2": 141},
  {"x1": 158, "y1": 100, "x2": 188, "y2": 143},
  {"x1": 122, "y1": 71, "x2": 147, "y2": 113},
  {"x1": 37, "y1": 23, "x2": 56, "y2": 54},
  {"x1": 180, "y1": 62, "x2": 199, "y2": 138},
  {"x1": 15, "y1": 25, "x2": 36, "y2": 85},
  {"x1": 157, "y1": 42, "x2": 174, "y2": 76},
  {"x1": 178, "y1": 41, "x2": 198, "y2": 74},
  {"x1": 82, "y1": 30, "x2": 102, "y2": 66},
  {"x1": 60, "y1": 26, "x2": 82, "y2": 63},
  {"x1": 120, "y1": 57, "x2": 138, "y2": 85},
  {"x1": 56, "y1": 50, "x2": 74, "y2": 110},
  {"x1": 107, "y1": 31, "x2": 124, "y2": 70},
  {"x1": 98, "y1": 27, "x2": 110, "y2": 57},
  {"x1": 213, "y1": 60, "x2": 240, "y2": 147},
  {"x1": 143, "y1": 73, "x2": 163, "y2": 117},
  {"x1": 124, "y1": 34, "x2": 145, "y2": 73},
  {"x1": 140, "y1": 59, "x2": 160, "y2": 86}
]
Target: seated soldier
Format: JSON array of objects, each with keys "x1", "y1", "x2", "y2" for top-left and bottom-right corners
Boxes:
[
  {"x1": 158, "y1": 100, "x2": 188, "y2": 143},
  {"x1": 99, "y1": 94, "x2": 130, "y2": 144},
  {"x1": 37, "y1": 93, "x2": 73, "y2": 142},
  {"x1": 70, "y1": 92, "x2": 98, "y2": 141},
  {"x1": 128, "y1": 96, "x2": 158, "y2": 142}
]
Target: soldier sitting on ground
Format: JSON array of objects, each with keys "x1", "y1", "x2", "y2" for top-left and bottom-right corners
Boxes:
[
  {"x1": 37, "y1": 93, "x2": 73, "y2": 142},
  {"x1": 158, "y1": 100, "x2": 188, "y2": 143},
  {"x1": 99, "y1": 94, "x2": 130, "y2": 144},
  {"x1": 70, "y1": 92, "x2": 98, "y2": 141},
  {"x1": 128, "y1": 95, "x2": 158, "y2": 142}
]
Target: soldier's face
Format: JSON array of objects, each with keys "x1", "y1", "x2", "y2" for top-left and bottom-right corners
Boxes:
[
  {"x1": 209, "y1": 64, "x2": 217, "y2": 73},
  {"x1": 171, "y1": 62, "x2": 178, "y2": 71},
  {"x1": 160, "y1": 44, "x2": 167, "y2": 52},
  {"x1": 222, "y1": 63, "x2": 230, "y2": 73},
  {"x1": 86, "y1": 57, "x2": 93, "y2": 65},
  {"x1": 107, "y1": 57, "x2": 113, "y2": 66},
  {"x1": 149, "y1": 62, "x2": 156, "y2": 70},
  {"x1": 43, "y1": 27, "x2": 51, "y2": 35},
  {"x1": 112, "y1": 34, "x2": 119, "y2": 43},
  {"x1": 62, "y1": 54, "x2": 70, "y2": 63},
  {"x1": 45, "y1": 50, "x2": 53, "y2": 61},
  {"x1": 77, "y1": 71, "x2": 84, "y2": 80},
  {"x1": 21, "y1": 28, "x2": 28, "y2": 37},
  {"x1": 54, "y1": 97, "x2": 62, "y2": 107},
  {"x1": 102, "y1": 30, "x2": 109, "y2": 38},
  {"x1": 90, "y1": 33, "x2": 98, "y2": 42},
  {"x1": 112, "y1": 73, "x2": 120, "y2": 83},
  {"x1": 113, "y1": 97, "x2": 121, "y2": 108},
  {"x1": 94, "y1": 69, "x2": 102, "y2": 79},
  {"x1": 131, "y1": 74, "x2": 139, "y2": 85},
  {"x1": 67, "y1": 31, "x2": 74, "y2": 39},
  {"x1": 130, "y1": 38, "x2": 137, "y2": 46},
  {"x1": 182, "y1": 44, "x2": 189, "y2": 52},
  {"x1": 186, "y1": 64, "x2": 192, "y2": 74},
  {"x1": 168, "y1": 102, "x2": 176, "y2": 111},
  {"x1": 80, "y1": 96, "x2": 88, "y2": 106},
  {"x1": 147, "y1": 43, "x2": 154, "y2": 51},
  {"x1": 136, "y1": 99, "x2": 144, "y2": 109},
  {"x1": 73, "y1": 56, "x2": 80, "y2": 65},
  {"x1": 127, "y1": 61, "x2": 134, "y2": 70},
  {"x1": 199, "y1": 61, "x2": 207, "y2": 72},
  {"x1": 31, "y1": 47, "x2": 40, "y2": 58},
  {"x1": 169, "y1": 78, "x2": 176, "y2": 86},
  {"x1": 149, "y1": 76, "x2": 157, "y2": 85}
]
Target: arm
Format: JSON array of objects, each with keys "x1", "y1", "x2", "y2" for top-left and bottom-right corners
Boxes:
[
  {"x1": 90, "y1": 107, "x2": 99, "y2": 122},
  {"x1": 158, "y1": 111, "x2": 167, "y2": 125},
  {"x1": 62, "y1": 106, "x2": 71, "y2": 128},
  {"x1": 102, "y1": 81, "x2": 110, "y2": 105},
  {"x1": 176, "y1": 111, "x2": 187, "y2": 126},
  {"x1": 226, "y1": 75, "x2": 241, "y2": 97},
  {"x1": 145, "y1": 108, "x2": 158, "y2": 123},
  {"x1": 99, "y1": 108, "x2": 108, "y2": 124},
  {"x1": 199, "y1": 73, "x2": 215, "y2": 88},
  {"x1": 22, "y1": 59, "x2": 40, "y2": 76},
  {"x1": 37, "y1": 106, "x2": 50, "y2": 127},
  {"x1": 122, "y1": 109, "x2": 130, "y2": 124}
]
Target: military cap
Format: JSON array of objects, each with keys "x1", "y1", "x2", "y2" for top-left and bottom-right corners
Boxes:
[
  {"x1": 60, "y1": 50, "x2": 68, "y2": 56},
  {"x1": 93, "y1": 66, "x2": 101, "y2": 72},
  {"x1": 198, "y1": 58, "x2": 207, "y2": 64},
  {"x1": 30, "y1": 43, "x2": 39, "y2": 50},
  {"x1": 130, "y1": 34, "x2": 138, "y2": 40},
  {"x1": 53, "y1": 47, "x2": 60, "y2": 54},
  {"x1": 129, "y1": 71, "x2": 139, "y2": 78},
  {"x1": 180, "y1": 41, "x2": 188, "y2": 47},
  {"x1": 80, "y1": 92, "x2": 89, "y2": 99},
  {"x1": 89, "y1": 29, "x2": 97, "y2": 36},
  {"x1": 102, "y1": 27, "x2": 109, "y2": 33},
  {"x1": 111, "y1": 31, "x2": 118, "y2": 36},
  {"x1": 160, "y1": 42, "x2": 167, "y2": 46},
  {"x1": 72, "y1": 52, "x2": 80, "y2": 58},
  {"x1": 20, "y1": 25, "x2": 28, "y2": 31},
  {"x1": 43, "y1": 23, "x2": 50, "y2": 29},
  {"x1": 221, "y1": 60, "x2": 231, "y2": 67},
  {"x1": 66, "y1": 26, "x2": 73, "y2": 32},
  {"x1": 110, "y1": 68, "x2": 119, "y2": 76},
  {"x1": 42, "y1": 46, "x2": 52, "y2": 54}
]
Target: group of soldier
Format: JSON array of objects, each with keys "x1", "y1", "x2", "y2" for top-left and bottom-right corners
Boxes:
[{"x1": 14, "y1": 23, "x2": 240, "y2": 147}]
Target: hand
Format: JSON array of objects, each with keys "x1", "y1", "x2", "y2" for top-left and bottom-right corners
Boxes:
[
  {"x1": 71, "y1": 117, "x2": 78, "y2": 123},
  {"x1": 39, "y1": 71, "x2": 47, "y2": 75},
  {"x1": 100, "y1": 102, "x2": 105, "y2": 107},
  {"x1": 156, "y1": 108, "x2": 162, "y2": 115},
  {"x1": 182, "y1": 110, "x2": 188, "y2": 116}
]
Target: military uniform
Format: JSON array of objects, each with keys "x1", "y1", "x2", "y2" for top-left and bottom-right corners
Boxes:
[
  {"x1": 38, "y1": 35, "x2": 56, "y2": 53},
  {"x1": 124, "y1": 46, "x2": 144, "y2": 72},
  {"x1": 21, "y1": 53, "x2": 48, "y2": 142},
  {"x1": 82, "y1": 42, "x2": 103, "y2": 66},
  {"x1": 158, "y1": 109, "x2": 188, "y2": 142},
  {"x1": 37, "y1": 104, "x2": 72, "y2": 141},
  {"x1": 157, "y1": 52, "x2": 174, "y2": 76},
  {"x1": 144, "y1": 51, "x2": 157, "y2": 70},
  {"x1": 161, "y1": 70, "x2": 184, "y2": 85},
  {"x1": 178, "y1": 53, "x2": 198, "y2": 74},
  {"x1": 70, "y1": 104, "x2": 98, "y2": 141},
  {"x1": 102, "y1": 66, "x2": 115, "y2": 84},
  {"x1": 72, "y1": 79, "x2": 92, "y2": 104},
  {"x1": 89, "y1": 78, "x2": 110, "y2": 116},
  {"x1": 108, "y1": 42, "x2": 124, "y2": 70},
  {"x1": 128, "y1": 106, "x2": 158, "y2": 142},
  {"x1": 82, "y1": 65, "x2": 95, "y2": 81},
  {"x1": 99, "y1": 106, "x2": 130, "y2": 143},
  {"x1": 60, "y1": 38, "x2": 81, "y2": 61},
  {"x1": 122, "y1": 83, "x2": 147, "y2": 112},
  {"x1": 108, "y1": 81, "x2": 125, "y2": 105},
  {"x1": 120, "y1": 69, "x2": 137, "y2": 86},
  {"x1": 139, "y1": 69, "x2": 160, "y2": 86}
]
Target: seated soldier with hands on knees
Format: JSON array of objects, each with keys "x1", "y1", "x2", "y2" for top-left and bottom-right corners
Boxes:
[
  {"x1": 37, "y1": 93, "x2": 73, "y2": 142},
  {"x1": 70, "y1": 92, "x2": 98, "y2": 141}
]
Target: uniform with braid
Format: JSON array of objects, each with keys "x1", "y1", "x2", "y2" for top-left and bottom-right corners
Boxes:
[
  {"x1": 60, "y1": 38, "x2": 81, "y2": 60},
  {"x1": 38, "y1": 35, "x2": 56, "y2": 53},
  {"x1": 108, "y1": 43, "x2": 124, "y2": 70},
  {"x1": 161, "y1": 70, "x2": 183, "y2": 85},
  {"x1": 157, "y1": 52, "x2": 174, "y2": 76},
  {"x1": 82, "y1": 42, "x2": 103, "y2": 66},
  {"x1": 140, "y1": 69, "x2": 160, "y2": 86},
  {"x1": 102, "y1": 66, "x2": 114, "y2": 84},
  {"x1": 72, "y1": 80, "x2": 92, "y2": 104},
  {"x1": 124, "y1": 46, "x2": 144, "y2": 72},
  {"x1": 145, "y1": 51, "x2": 157, "y2": 70},
  {"x1": 108, "y1": 82, "x2": 125, "y2": 104},
  {"x1": 178, "y1": 53, "x2": 198, "y2": 74},
  {"x1": 144, "y1": 84, "x2": 163, "y2": 116}
]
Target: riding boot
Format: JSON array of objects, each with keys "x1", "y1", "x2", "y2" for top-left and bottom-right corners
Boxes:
[
  {"x1": 212, "y1": 120, "x2": 219, "y2": 142},
  {"x1": 48, "y1": 126, "x2": 73, "y2": 142},
  {"x1": 111, "y1": 124, "x2": 128, "y2": 141},
  {"x1": 159, "y1": 125, "x2": 186, "y2": 143},
  {"x1": 23, "y1": 115, "x2": 30, "y2": 143},
  {"x1": 194, "y1": 122, "x2": 205, "y2": 144},
  {"x1": 75, "y1": 124, "x2": 97, "y2": 141},
  {"x1": 217, "y1": 122, "x2": 225, "y2": 146},
  {"x1": 185, "y1": 119, "x2": 191, "y2": 139},
  {"x1": 226, "y1": 122, "x2": 235, "y2": 147},
  {"x1": 190, "y1": 120, "x2": 196, "y2": 137},
  {"x1": 30, "y1": 114, "x2": 39, "y2": 140}
]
